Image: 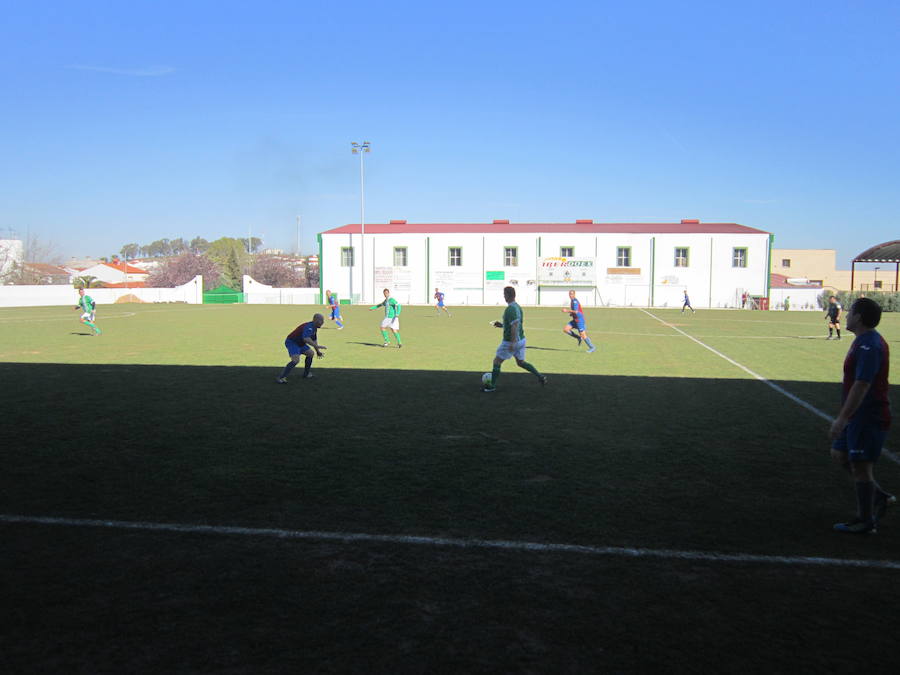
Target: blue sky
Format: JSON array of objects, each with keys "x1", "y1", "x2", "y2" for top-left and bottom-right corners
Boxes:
[{"x1": 1, "y1": 0, "x2": 898, "y2": 268}]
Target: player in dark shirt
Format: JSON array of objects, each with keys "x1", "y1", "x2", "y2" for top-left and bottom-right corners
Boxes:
[
  {"x1": 277, "y1": 313, "x2": 326, "y2": 382},
  {"x1": 829, "y1": 297, "x2": 895, "y2": 533},
  {"x1": 825, "y1": 295, "x2": 842, "y2": 340}
]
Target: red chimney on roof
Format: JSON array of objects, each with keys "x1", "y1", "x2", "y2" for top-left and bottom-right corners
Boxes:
[
  {"x1": 575, "y1": 219, "x2": 593, "y2": 224},
  {"x1": 389, "y1": 220, "x2": 407, "y2": 225},
  {"x1": 492, "y1": 219, "x2": 510, "y2": 224},
  {"x1": 681, "y1": 219, "x2": 700, "y2": 224}
]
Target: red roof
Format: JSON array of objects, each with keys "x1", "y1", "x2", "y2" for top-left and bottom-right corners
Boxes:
[
  {"x1": 103, "y1": 262, "x2": 149, "y2": 274},
  {"x1": 770, "y1": 273, "x2": 821, "y2": 289},
  {"x1": 101, "y1": 281, "x2": 147, "y2": 288},
  {"x1": 322, "y1": 219, "x2": 769, "y2": 235}
]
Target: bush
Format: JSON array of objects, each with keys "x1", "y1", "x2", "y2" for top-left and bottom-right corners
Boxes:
[
  {"x1": 147, "y1": 253, "x2": 222, "y2": 291},
  {"x1": 818, "y1": 290, "x2": 900, "y2": 312}
]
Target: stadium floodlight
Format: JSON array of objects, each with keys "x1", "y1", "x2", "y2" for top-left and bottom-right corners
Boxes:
[{"x1": 351, "y1": 141, "x2": 371, "y2": 304}]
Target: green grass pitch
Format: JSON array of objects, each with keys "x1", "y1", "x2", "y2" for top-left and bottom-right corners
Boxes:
[{"x1": 2, "y1": 302, "x2": 899, "y2": 672}]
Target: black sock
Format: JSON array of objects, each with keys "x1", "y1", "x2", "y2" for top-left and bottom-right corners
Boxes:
[
  {"x1": 836, "y1": 328, "x2": 841, "y2": 338},
  {"x1": 828, "y1": 328, "x2": 833, "y2": 337},
  {"x1": 856, "y1": 481, "x2": 875, "y2": 522},
  {"x1": 303, "y1": 356, "x2": 313, "y2": 376},
  {"x1": 280, "y1": 361, "x2": 297, "y2": 379}
]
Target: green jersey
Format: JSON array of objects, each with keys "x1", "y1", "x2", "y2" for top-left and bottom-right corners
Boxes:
[
  {"x1": 78, "y1": 295, "x2": 95, "y2": 313},
  {"x1": 371, "y1": 297, "x2": 401, "y2": 319},
  {"x1": 502, "y1": 302, "x2": 525, "y2": 342}
]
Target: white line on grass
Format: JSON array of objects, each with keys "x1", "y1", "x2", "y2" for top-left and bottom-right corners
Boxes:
[
  {"x1": 3, "y1": 514, "x2": 899, "y2": 570},
  {"x1": 639, "y1": 308, "x2": 900, "y2": 466}
]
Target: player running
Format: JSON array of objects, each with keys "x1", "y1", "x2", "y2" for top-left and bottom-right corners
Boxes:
[
  {"x1": 433, "y1": 288, "x2": 451, "y2": 317},
  {"x1": 482, "y1": 285, "x2": 546, "y2": 392},
  {"x1": 74, "y1": 288, "x2": 101, "y2": 335},
  {"x1": 369, "y1": 288, "x2": 402, "y2": 348},
  {"x1": 276, "y1": 313, "x2": 326, "y2": 382},
  {"x1": 561, "y1": 290, "x2": 596, "y2": 353},
  {"x1": 325, "y1": 289, "x2": 344, "y2": 329},
  {"x1": 825, "y1": 295, "x2": 842, "y2": 340},
  {"x1": 682, "y1": 289, "x2": 695, "y2": 314}
]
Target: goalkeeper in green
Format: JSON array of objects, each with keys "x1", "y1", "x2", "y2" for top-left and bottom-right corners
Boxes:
[
  {"x1": 75, "y1": 288, "x2": 101, "y2": 335},
  {"x1": 369, "y1": 288, "x2": 402, "y2": 348},
  {"x1": 483, "y1": 285, "x2": 545, "y2": 392}
]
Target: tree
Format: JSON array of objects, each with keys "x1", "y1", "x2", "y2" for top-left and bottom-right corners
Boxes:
[
  {"x1": 251, "y1": 255, "x2": 306, "y2": 287},
  {"x1": 74, "y1": 275, "x2": 103, "y2": 289},
  {"x1": 221, "y1": 248, "x2": 243, "y2": 290},
  {"x1": 189, "y1": 236, "x2": 210, "y2": 254},
  {"x1": 239, "y1": 237, "x2": 263, "y2": 253},
  {"x1": 170, "y1": 238, "x2": 187, "y2": 255},
  {"x1": 205, "y1": 237, "x2": 249, "y2": 278},
  {"x1": 146, "y1": 253, "x2": 222, "y2": 291},
  {"x1": 120, "y1": 243, "x2": 141, "y2": 260}
]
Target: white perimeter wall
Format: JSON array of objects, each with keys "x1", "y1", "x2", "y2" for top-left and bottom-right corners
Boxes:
[
  {"x1": 243, "y1": 276, "x2": 319, "y2": 304},
  {"x1": 321, "y1": 231, "x2": 771, "y2": 308},
  {"x1": 0, "y1": 276, "x2": 203, "y2": 307}
]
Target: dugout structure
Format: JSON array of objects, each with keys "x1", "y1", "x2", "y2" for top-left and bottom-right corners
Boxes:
[
  {"x1": 850, "y1": 241, "x2": 900, "y2": 292},
  {"x1": 202, "y1": 285, "x2": 244, "y2": 304}
]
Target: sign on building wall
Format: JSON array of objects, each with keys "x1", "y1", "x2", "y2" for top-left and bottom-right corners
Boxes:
[
  {"x1": 537, "y1": 257, "x2": 597, "y2": 286},
  {"x1": 434, "y1": 269, "x2": 482, "y2": 290},
  {"x1": 374, "y1": 267, "x2": 412, "y2": 292}
]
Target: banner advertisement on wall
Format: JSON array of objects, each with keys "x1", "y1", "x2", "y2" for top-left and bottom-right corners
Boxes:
[
  {"x1": 374, "y1": 267, "x2": 412, "y2": 291},
  {"x1": 536, "y1": 257, "x2": 597, "y2": 286}
]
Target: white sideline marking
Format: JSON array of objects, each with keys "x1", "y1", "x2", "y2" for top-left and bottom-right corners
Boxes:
[
  {"x1": 640, "y1": 308, "x2": 900, "y2": 466},
  {"x1": 3, "y1": 514, "x2": 899, "y2": 570}
]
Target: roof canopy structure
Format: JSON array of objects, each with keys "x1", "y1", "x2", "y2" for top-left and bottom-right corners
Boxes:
[
  {"x1": 853, "y1": 240, "x2": 900, "y2": 263},
  {"x1": 850, "y1": 240, "x2": 900, "y2": 291}
]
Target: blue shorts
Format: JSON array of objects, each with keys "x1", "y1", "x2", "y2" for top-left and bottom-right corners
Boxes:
[
  {"x1": 832, "y1": 419, "x2": 887, "y2": 463},
  {"x1": 285, "y1": 339, "x2": 312, "y2": 357},
  {"x1": 436, "y1": 301, "x2": 444, "y2": 307},
  {"x1": 330, "y1": 307, "x2": 341, "y2": 319},
  {"x1": 569, "y1": 318, "x2": 586, "y2": 331}
]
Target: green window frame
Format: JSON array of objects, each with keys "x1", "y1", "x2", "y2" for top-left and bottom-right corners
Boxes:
[
  {"x1": 560, "y1": 246, "x2": 574, "y2": 257},
  {"x1": 393, "y1": 246, "x2": 408, "y2": 267},
  {"x1": 340, "y1": 247, "x2": 355, "y2": 267},
  {"x1": 448, "y1": 247, "x2": 462, "y2": 267},
  {"x1": 616, "y1": 246, "x2": 632, "y2": 267},
  {"x1": 504, "y1": 246, "x2": 518, "y2": 267},
  {"x1": 732, "y1": 247, "x2": 748, "y2": 268},
  {"x1": 674, "y1": 247, "x2": 689, "y2": 268}
]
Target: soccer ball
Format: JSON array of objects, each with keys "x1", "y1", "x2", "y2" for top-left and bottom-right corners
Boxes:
[{"x1": 481, "y1": 372, "x2": 493, "y2": 388}]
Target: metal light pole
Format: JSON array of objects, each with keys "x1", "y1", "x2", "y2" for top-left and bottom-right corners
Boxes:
[
  {"x1": 874, "y1": 266, "x2": 880, "y2": 290},
  {"x1": 351, "y1": 141, "x2": 370, "y2": 304}
]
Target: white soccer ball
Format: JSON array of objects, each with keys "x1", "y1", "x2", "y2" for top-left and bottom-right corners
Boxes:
[{"x1": 481, "y1": 372, "x2": 493, "y2": 387}]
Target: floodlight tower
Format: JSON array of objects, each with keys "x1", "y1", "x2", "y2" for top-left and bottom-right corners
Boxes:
[{"x1": 351, "y1": 141, "x2": 371, "y2": 304}]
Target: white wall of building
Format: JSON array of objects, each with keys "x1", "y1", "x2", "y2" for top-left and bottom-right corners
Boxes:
[
  {"x1": 0, "y1": 276, "x2": 203, "y2": 307},
  {"x1": 321, "y1": 229, "x2": 771, "y2": 308},
  {"x1": 243, "y1": 276, "x2": 320, "y2": 304}
]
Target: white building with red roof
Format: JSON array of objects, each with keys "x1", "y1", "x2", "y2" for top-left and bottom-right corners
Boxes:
[
  {"x1": 76, "y1": 261, "x2": 150, "y2": 286},
  {"x1": 319, "y1": 219, "x2": 772, "y2": 308}
]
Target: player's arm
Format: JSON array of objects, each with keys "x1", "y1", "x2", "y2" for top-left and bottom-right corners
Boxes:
[
  {"x1": 303, "y1": 336, "x2": 326, "y2": 358},
  {"x1": 368, "y1": 300, "x2": 386, "y2": 311},
  {"x1": 830, "y1": 380, "x2": 872, "y2": 439}
]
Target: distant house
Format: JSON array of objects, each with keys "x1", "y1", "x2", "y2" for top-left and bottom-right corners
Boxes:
[
  {"x1": 77, "y1": 261, "x2": 150, "y2": 286},
  {"x1": 22, "y1": 263, "x2": 72, "y2": 285}
]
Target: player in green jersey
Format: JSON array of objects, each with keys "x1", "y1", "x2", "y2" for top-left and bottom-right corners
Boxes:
[
  {"x1": 483, "y1": 286, "x2": 545, "y2": 392},
  {"x1": 369, "y1": 288, "x2": 402, "y2": 348},
  {"x1": 74, "y1": 288, "x2": 101, "y2": 335}
]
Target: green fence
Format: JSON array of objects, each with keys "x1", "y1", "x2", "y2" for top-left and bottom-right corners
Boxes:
[{"x1": 203, "y1": 285, "x2": 244, "y2": 304}]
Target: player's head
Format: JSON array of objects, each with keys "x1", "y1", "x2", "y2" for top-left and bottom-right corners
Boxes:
[
  {"x1": 848, "y1": 297, "x2": 881, "y2": 330},
  {"x1": 325, "y1": 289, "x2": 331, "y2": 296},
  {"x1": 829, "y1": 295, "x2": 837, "y2": 303},
  {"x1": 78, "y1": 288, "x2": 85, "y2": 296},
  {"x1": 503, "y1": 286, "x2": 516, "y2": 302},
  {"x1": 568, "y1": 290, "x2": 576, "y2": 298},
  {"x1": 383, "y1": 288, "x2": 390, "y2": 297},
  {"x1": 434, "y1": 288, "x2": 439, "y2": 292},
  {"x1": 312, "y1": 313, "x2": 325, "y2": 327}
]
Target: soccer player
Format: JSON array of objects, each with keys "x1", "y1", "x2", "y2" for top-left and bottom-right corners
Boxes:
[
  {"x1": 830, "y1": 297, "x2": 895, "y2": 534},
  {"x1": 433, "y1": 288, "x2": 451, "y2": 317},
  {"x1": 74, "y1": 288, "x2": 101, "y2": 335},
  {"x1": 276, "y1": 312, "x2": 326, "y2": 382},
  {"x1": 325, "y1": 289, "x2": 344, "y2": 329},
  {"x1": 483, "y1": 285, "x2": 546, "y2": 392},
  {"x1": 825, "y1": 295, "x2": 842, "y2": 340},
  {"x1": 369, "y1": 288, "x2": 402, "y2": 347},
  {"x1": 561, "y1": 289, "x2": 596, "y2": 353},
  {"x1": 682, "y1": 289, "x2": 695, "y2": 314}
]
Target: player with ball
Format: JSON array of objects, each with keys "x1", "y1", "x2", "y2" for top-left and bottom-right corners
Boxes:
[{"x1": 482, "y1": 285, "x2": 546, "y2": 392}]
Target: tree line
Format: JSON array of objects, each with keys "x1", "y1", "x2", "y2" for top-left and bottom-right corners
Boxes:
[{"x1": 119, "y1": 236, "x2": 262, "y2": 260}]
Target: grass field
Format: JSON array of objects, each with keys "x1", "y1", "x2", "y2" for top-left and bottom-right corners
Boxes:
[{"x1": 2, "y1": 302, "x2": 899, "y2": 673}]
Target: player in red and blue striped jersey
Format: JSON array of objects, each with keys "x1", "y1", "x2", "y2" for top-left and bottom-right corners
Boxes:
[
  {"x1": 830, "y1": 297, "x2": 895, "y2": 533},
  {"x1": 434, "y1": 288, "x2": 451, "y2": 317},
  {"x1": 561, "y1": 290, "x2": 596, "y2": 353},
  {"x1": 277, "y1": 313, "x2": 326, "y2": 382},
  {"x1": 325, "y1": 289, "x2": 344, "y2": 329}
]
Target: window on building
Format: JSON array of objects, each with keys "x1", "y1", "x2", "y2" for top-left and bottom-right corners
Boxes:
[
  {"x1": 732, "y1": 248, "x2": 748, "y2": 268},
  {"x1": 874, "y1": 280, "x2": 883, "y2": 289},
  {"x1": 393, "y1": 247, "x2": 408, "y2": 267},
  {"x1": 504, "y1": 246, "x2": 518, "y2": 266},
  {"x1": 674, "y1": 247, "x2": 689, "y2": 267},
  {"x1": 449, "y1": 247, "x2": 462, "y2": 267},
  {"x1": 782, "y1": 259, "x2": 791, "y2": 268},
  {"x1": 560, "y1": 246, "x2": 574, "y2": 257},
  {"x1": 340, "y1": 247, "x2": 355, "y2": 267},
  {"x1": 616, "y1": 247, "x2": 632, "y2": 267}
]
